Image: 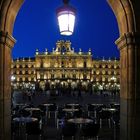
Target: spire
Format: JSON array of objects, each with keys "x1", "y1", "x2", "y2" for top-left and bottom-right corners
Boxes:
[
  {"x1": 88, "y1": 48, "x2": 91, "y2": 55},
  {"x1": 102, "y1": 56, "x2": 105, "y2": 61},
  {"x1": 45, "y1": 48, "x2": 48, "y2": 54},
  {"x1": 79, "y1": 48, "x2": 82, "y2": 54},
  {"x1": 36, "y1": 48, "x2": 39, "y2": 55},
  {"x1": 53, "y1": 47, "x2": 55, "y2": 52}
]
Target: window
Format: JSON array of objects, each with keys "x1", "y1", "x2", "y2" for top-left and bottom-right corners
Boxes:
[
  {"x1": 73, "y1": 74, "x2": 76, "y2": 79},
  {"x1": 16, "y1": 64, "x2": 19, "y2": 68},
  {"x1": 83, "y1": 74, "x2": 87, "y2": 79},
  {"x1": 19, "y1": 78, "x2": 22, "y2": 82},
  {"x1": 25, "y1": 77, "x2": 28, "y2": 82},
  {"x1": 61, "y1": 61, "x2": 64, "y2": 68},
  {"x1": 62, "y1": 74, "x2": 65, "y2": 78},
  {"x1": 84, "y1": 61, "x2": 87, "y2": 68},
  {"x1": 40, "y1": 73, "x2": 44, "y2": 79},
  {"x1": 51, "y1": 74, "x2": 54, "y2": 79}
]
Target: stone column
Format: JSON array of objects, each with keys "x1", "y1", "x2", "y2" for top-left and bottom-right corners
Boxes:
[
  {"x1": 116, "y1": 32, "x2": 140, "y2": 140},
  {"x1": 0, "y1": 31, "x2": 16, "y2": 140}
]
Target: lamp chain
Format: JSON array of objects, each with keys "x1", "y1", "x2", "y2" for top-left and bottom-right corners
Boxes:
[{"x1": 63, "y1": 0, "x2": 70, "y2": 4}]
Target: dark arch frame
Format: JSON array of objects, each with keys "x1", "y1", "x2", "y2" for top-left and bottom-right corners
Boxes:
[{"x1": 0, "y1": 0, "x2": 140, "y2": 140}]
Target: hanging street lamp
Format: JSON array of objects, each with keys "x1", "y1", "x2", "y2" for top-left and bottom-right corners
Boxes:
[{"x1": 56, "y1": 0, "x2": 76, "y2": 36}]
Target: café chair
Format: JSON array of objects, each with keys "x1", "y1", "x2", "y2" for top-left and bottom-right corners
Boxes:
[
  {"x1": 87, "y1": 104, "x2": 96, "y2": 117},
  {"x1": 56, "y1": 110, "x2": 66, "y2": 129},
  {"x1": 81, "y1": 123, "x2": 100, "y2": 140},
  {"x1": 25, "y1": 121, "x2": 42, "y2": 140},
  {"x1": 61, "y1": 123, "x2": 77, "y2": 140},
  {"x1": 98, "y1": 110, "x2": 112, "y2": 128},
  {"x1": 48, "y1": 104, "x2": 57, "y2": 119}
]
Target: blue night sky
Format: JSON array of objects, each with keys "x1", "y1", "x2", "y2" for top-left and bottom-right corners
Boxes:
[{"x1": 13, "y1": 0, "x2": 119, "y2": 59}]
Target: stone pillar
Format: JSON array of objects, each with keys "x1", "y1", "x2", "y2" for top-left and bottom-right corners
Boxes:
[
  {"x1": 116, "y1": 32, "x2": 140, "y2": 140},
  {"x1": 0, "y1": 31, "x2": 16, "y2": 140}
]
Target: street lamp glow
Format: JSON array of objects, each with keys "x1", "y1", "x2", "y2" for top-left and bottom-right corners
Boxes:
[
  {"x1": 111, "y1": 76, "x2": 116, "y2": 81},
  {"x1": 56, "y1": 0, "x2": 76, "y2": 36},
  {"x1": 11, "y1": 75, "x2": 15, "y2": 81}
]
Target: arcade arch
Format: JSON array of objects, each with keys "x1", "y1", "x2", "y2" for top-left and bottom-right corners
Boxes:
[{"x1": 0, "y1": 0, "x2": 140, "y2": 140}]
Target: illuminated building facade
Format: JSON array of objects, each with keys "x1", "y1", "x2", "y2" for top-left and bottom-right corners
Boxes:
[{"x1": 11, "y1": 40, "x2": 120, "y2": 91}]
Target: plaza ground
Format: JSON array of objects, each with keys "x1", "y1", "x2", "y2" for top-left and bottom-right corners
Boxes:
[{"x1": 12, "y1": 91, "x2": 120, "y2": 140}]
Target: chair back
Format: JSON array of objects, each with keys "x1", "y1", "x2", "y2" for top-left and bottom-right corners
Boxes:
[
  {"x1": 81, "y1": 123, "x2": 100, "y2": 138},
  {"x1": 48, "y1": 104, "x2": 57, "y2": 111},
  {"x1": 62, "y1": 123, "x2": 77, "y2": 137},
  {"x1": 26, "y1": 121, "x2": 41, "y2": 135},
  {"x1": 99, "y1": 110, "x2": 112, "y2": 119},
  {"x1": 21, "y1": 109, "x2": 31, "y2": 117},
  {"x1": 112, "y1": 111, "x2": 120, "y2": 125}
]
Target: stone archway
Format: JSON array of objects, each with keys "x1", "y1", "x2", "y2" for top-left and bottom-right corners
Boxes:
[{"x1": 0, "y1": 0, "x2": 140, "y2": 140}]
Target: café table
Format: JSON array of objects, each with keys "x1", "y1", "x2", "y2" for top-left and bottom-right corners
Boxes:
[
  {"x1": 63, "y1": 108, "x2": 79, "y2": 117},
  {"x1": 91, "y1": 103, "x2": 104, "y2": 106},
  {"x1": 67, "y1": 117, "x2": 94, "y2": 139},
  {"x1": 15, "y1": 103, "x2": 27, "y2": 109},
  {"x1": 114, "y1": 103, "x2": 120, "y2": 106},
  {"x1": 13, "y1": 117, "x2": 38, "y2": 123},
  {"x1": 63, "y1": 108, "x2": 79, "y2": 112},
  {"x1": 16, "y1": 103, "x2": 26, "y2": 106},
  {"x1": 13, "y1": 117, "x2": 38, "y2": 135},
  {"x1": 43, "y1": 103, "x2": 54, "y2": 106},
  {"x1": 25, "y1": 107, "x2": 40, "y2": 111},
  {"x1": 24, "y1": 107, "x2": 41, "y2": 116},
  {"x1": 102, "y1": 108, "x2": 117, "y2": 113},
  {"x1": 66, "y1": 103, "x2": 79, "y2": 108},
  {"x1": 42, "y1": 103, "x2": 54, "y2": 110},
  {"x1": 68, "y1": 118, "x2": 93, "y2": 128}
]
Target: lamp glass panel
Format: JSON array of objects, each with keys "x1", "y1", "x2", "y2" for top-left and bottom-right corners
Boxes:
[{"x1": 58, "y1": 12, "x2": 75, "y2": 36}]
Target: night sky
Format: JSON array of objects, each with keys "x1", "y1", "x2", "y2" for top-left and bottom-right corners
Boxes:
[{"x1": 13, "y1": 0, "x2": 119, "y2": 59}]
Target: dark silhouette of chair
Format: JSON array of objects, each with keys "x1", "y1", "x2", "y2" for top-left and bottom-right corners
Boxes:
[
  {"x1": 98, "y1": 110, "x2": 112, "y2": 128},
  {"x1": 112, "y1": 111, "x2": 120, "y2": 140},
  {"x1": 87, "y1": 104, "x2": 96, "y2": 117},
  {"x1": 112, "y1": 111, "x2": 120, "y2": 126},
  {"x1": 48, "y1": 104, "x2": 57, "y2": 118},
  {"x1": 20, "y1": 109, "x2": 31, "y2": 117},
  {"x1": 12, "y1": 106, "x2": 20, "y2": 115},
  {"x1": 38, "y1": 104, "x2": 47, "y2": 116},
  {"x1": 57, "y1": 110, "x2": 66, "y2": 129},
  {"x1": 11, "y1": 121, "x2": 21, "y2": 139},
  {"x1": 81, "y1": 123, "x2": 100, "y2": 140},
  {"x1": 31, "y1": 110, "x2": 42, "y2": 120},
  {"x1": 61, "y1": 123, "x2": 77, "y2": 140},
  {"x1": 25, "y1": 121, "x2": 42, "y2": 140}
]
